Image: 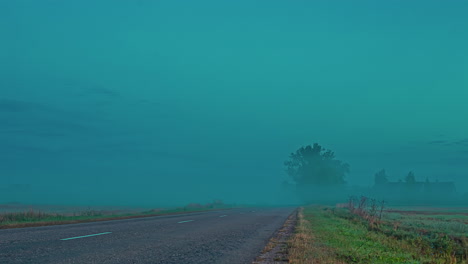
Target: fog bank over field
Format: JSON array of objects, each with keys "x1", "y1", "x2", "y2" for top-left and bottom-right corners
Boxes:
[{"x1": 1, "y1": 0, "x2": 468, "y2": 207}]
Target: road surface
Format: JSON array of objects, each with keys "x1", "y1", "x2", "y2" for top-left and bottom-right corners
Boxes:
[{"x1": 0, "y1": 207, "x2": 295, "y2": 264}]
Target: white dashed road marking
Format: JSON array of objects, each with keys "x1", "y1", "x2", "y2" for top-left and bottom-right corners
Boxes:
[
  {"x1": 219, "y1": 215, "x2": 227, "y2": 218},
  {"x1": 178, "y1": 220, "x2": 194, "y2": 224},
  {"x1": 60, "y1": 232, "x2": 112, "y2": 241}
]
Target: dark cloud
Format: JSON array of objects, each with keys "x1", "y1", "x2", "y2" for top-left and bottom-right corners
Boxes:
[
  {"x1": 428, "y1": 140, "x2": 447, "y2": 145},
  {"x1": 0, "y1": 142, "x2": 55, "y2": 157},
  {"x1": 60, "y1": 78, "x2": 120, "y2": 98},
  {"x1": 0, "y1": 99, "x2": 101, "y2": 141},
  {"x1": 441, "y1": 157, "x2": 468, "y2": 166},
  {"x1": 0, "y1": 98, "x2": 83, "y2": 118},
  {"x1": 428, "y1": 138, "x2": 468, "y2": 146},
  {"x1": 0, "y1": 99, "x2": 44, "y2": 113},
  {"x1": 0, "y1": 127, "x2": 67, "y2": 138},
  {"x1": 453, "y1": 139, "x2": 468, "y2": 146},
  {"x1": 0, "y1": 114, "x2": 90, "y2": 134}
]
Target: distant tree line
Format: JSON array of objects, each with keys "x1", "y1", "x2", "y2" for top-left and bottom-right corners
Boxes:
[
  {"x1": 283, "y1": 143, "x2": 457, "y2": 204},
  {"x1": 373, "y1": 169, "x2": 417, "y2": 185},
  {"x1": 372, "y1": 169, "x2": 456, "y2": 202}
]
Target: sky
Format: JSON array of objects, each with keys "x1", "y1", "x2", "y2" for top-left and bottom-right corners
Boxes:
[{"x1": 1, "y1": 0, "x2": 468, "y2": 206}]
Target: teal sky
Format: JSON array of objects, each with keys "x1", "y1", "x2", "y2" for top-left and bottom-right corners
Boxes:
[{"x1": 1, "y1": 0, "x2": 468, "y2": 206}]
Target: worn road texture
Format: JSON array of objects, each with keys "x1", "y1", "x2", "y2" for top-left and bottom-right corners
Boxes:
[{"x1": 0, "y1": 207, "x2": 295, "y2": 264}]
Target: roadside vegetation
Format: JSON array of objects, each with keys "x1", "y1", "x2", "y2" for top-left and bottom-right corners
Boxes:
[
  {"x1": 289, "y1": 202, "x2": 468, "y2": 264},
  {"x1": 0, "y1": 200, "x2": 231, "y2": 229},
  {"x1": 285, "y1": 143, "x2": 468, "y2": 263}
]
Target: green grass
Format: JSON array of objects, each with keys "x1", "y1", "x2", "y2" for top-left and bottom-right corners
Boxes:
[
  {"x1": 0, "y1": 210, "x2": 101, "y2": 224},
  {"x1": 0, "y1": 204, "x2": 232, "y2": 228},
  {"x1": 389, "y1": 214, "x2": 468, "y2": 236},
  {"x1": 290, "y1": 206, "x2": 468, "y2": 264}
]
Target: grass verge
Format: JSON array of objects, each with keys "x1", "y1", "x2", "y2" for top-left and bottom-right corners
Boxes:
[
  {"x1": 0, "y1": 206, "x2": 231, "y2": 229},
  {"x1": 288, "y1": 207, "x2": 345, "y2": 264},
  {"x1": 288, "y1": 206, "x2": 468, "y2": 264}
]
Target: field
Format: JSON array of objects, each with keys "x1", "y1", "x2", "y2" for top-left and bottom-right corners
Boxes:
[
  {"x1": 289, "y1": 205, "x2": 468, "y2": 264},
  {"x1": 0, "y1": 202, "x2": 230, "y2": 229}
]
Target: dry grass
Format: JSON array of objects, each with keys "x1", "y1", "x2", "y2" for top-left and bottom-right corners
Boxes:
[
  {"x1": 0, "y1": 207, "x2": 230, "y2": 229},
  {"x1": 254, "y1": 211, "x2": 297, "y2": 263},
  {"x1": 288, "y1": 208, "x2": 345, "y2": 264},
  {"x1": 262, "y1": 237, "x2": 279, "y2": 254}
]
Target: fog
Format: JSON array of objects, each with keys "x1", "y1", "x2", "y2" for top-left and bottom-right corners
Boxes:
[{"x1": 1, "y1": 0, "x2": 468, "y2": 207}]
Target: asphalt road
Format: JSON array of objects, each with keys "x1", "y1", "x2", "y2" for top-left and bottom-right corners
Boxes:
[{"x1": 0, "y1": 207, "x2": 295, "y2": 264}]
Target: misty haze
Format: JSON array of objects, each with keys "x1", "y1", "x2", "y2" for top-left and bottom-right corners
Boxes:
[{"x1": 1, "y1": 1, "x2": 468, "y2": 263}]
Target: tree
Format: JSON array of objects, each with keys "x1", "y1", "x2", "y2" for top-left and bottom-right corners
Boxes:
[
  {"x1": 284, "y1": 143, "x2": 349, "y2": 186},
  {"x1": 405, "y1": 171, "x2": 416, "y2": 184},
  {"x1": 374, "y1": 169, "x2": 388, "y2": 185}
]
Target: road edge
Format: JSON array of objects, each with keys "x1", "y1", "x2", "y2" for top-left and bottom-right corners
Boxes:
[{"x1": 253, "y1": 208, "x2": 298, "y2": 264}]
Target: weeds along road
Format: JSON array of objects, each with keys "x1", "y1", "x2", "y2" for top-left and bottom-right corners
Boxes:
[{"x1": 0, "y1": 207, "x2": 295, "y2": 264}]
